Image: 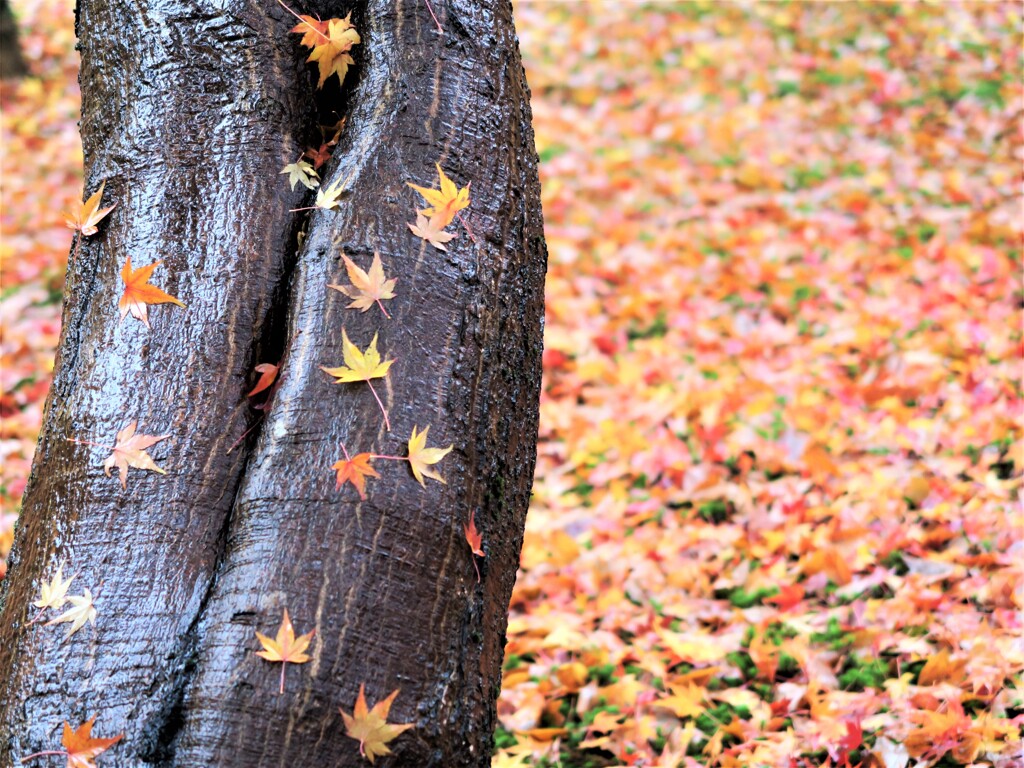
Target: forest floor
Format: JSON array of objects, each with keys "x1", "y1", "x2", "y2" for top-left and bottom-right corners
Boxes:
[{"x1": 1, "y1": 2, "x2": 1021, "y2": 767}]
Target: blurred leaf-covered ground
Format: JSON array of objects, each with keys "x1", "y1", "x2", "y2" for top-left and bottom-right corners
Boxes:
[{"x1": 1, "y1": 2, "x2": 1021, "y2": 766}]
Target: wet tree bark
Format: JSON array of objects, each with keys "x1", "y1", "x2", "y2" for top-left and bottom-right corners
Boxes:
[
  {"x1": 0, "y1": 0, "x2": 545, "y2": 765},
  {"x1": 0, "y1": 0, "x2": 29, "y2": 79}
]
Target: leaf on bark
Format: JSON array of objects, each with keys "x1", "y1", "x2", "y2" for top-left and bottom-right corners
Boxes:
[
  {"x1": 32, "y1": 563, "x2": 75, "y2": 615},
  {"x1": 340, "y1": 684, "x2": 414, "y2": 763},
  {"x1": 321, "y1": 330, "x2": 394, "y2": 428},
  {"x1": 406, "y1": 425, "x2": 452, "y2": 486},
  {"x1": 407, "y1": 163, "x2": 470, "y2": 228},
  {"x1": 102, "y1": 421, "x2": 170, "y2": 489},
  {"x1": 280, "y1": 159, "x2": 319, "y2": 191},
  {"x1": 44, "y1": 588, "x2": 96, "y2": 640},
  {"x1": 328, "y1": 253, "x2": 397, "y2": 317},
  {"x1": 255, "y1": 608, "x2": 315, "y2": 694},
  {"x1": 21, "y1": 714, "x2": 123, "y2": 768},
  {"x1": 247, "y1": 363, "x2": 280, "y2": 398},
  {"x1": 292, "y1": 14, "x2": 360, "y2": 89},
  {"x1": 332, "y1": 452, "x2": 379, "y2": 500},
  {"x1": 407, "y1": 212, "x2": 457, "y2": 252},
  {"x1": 64, "y1": 181, "x2": 116, "y2": 236},
  {"x1": 118, "y1": 257, "x2": 184, "y2": 329}
]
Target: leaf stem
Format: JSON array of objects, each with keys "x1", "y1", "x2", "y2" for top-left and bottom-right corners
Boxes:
[
  {"x1": 339, "y1": 441, "x2": 351, "y2": 461},
  {"x1": 458, "y1": 211, "x2": 477, "y2": 243},
  {"x1": 65, "y1": 437, "x2": 115, "y2": 451},
  {"x1": 366, "y1": 381, "x2": 390, "y2": 431},
  {"x1": 21, "y1": 751, "x2": 68, "y2": 763},
  {"x1": 471, "y1": 556, "x2": 481, "y2": 583},
  {"x1": 422, "y1": 0, "x2": 443, "y2": 34},
  {"x1": 280, "y1": 661, "x2": 286, "y2": 695},
  {"x1": 370, "y1": 454, "x2": 408, "y2": 462},
  {"x1": 375, "y1": 299, "x2": 391, "y2": 319}
]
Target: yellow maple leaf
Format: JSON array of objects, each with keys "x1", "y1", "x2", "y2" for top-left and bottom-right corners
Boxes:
[
  {"x1": 29, "y1": 562, "x2": 75, "y2": 623},
  {"x1": 406, "y1": 425, "x2": 452, "y2": 487},
  {"x1": 255, "y1": 608, "x2": 315, "y2": 694},
  {"x1": 320, "y1": 330, "x2": 395, "y2": 430},
  {"x1": 407, "y1": 163, "x2": 470, "y2": 229},
  {"x1": 340, "y1": 683, "x2": 414, "y2": 763},
  {"x1": 652, "y1": 682, "x2": 706, "y2": 719}
]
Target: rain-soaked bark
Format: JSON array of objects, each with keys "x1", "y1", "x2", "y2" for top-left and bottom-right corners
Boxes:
[
  {"x1": 0, "y1": 0, "x2": 545, "y2": 765},
  {"x1": 0, "y1": 0, "x2": 29, "y2": 79}
]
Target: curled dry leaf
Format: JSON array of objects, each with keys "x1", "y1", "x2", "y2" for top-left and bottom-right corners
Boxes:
[
  {"x1": 340, "y1": 684, "x2": 414, "y2": 763},
  {"x1": 464, "y1": 510, "x2": 484, "y2": 582},
  {"x1": 255, "y1": 608, "x2": 315, "y2": 694},
  {"x1": 406, "y1": 425, "x2": 452, "y2": 487},
  {"x1": 328, "y1": 253, "x2": 397, "y2": 317},
  {"x1": 247, "y1": 363, "x2": 280, "y2": 398},
  {"x1": 118, "y1": 257, "x2": 185, "y2": 329},
  {"x1": 102, "y1": 421, "x2": 170, "y2": 489}
]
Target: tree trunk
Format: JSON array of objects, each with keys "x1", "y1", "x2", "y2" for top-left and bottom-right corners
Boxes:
[
  {"x1": 0, "y1": 0, "x2": 29, "y2": 79},
  {"x1": 0, "y1": 0, "x2": 545, "y2": 765}
]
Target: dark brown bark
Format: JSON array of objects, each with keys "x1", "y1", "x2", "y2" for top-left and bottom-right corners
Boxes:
[
  {"x1": 0, "y1": 0, "x2": 545, "y2": 765},
  {"x1": 0, "y1": 0, "x2": 29, "y2": 79}
]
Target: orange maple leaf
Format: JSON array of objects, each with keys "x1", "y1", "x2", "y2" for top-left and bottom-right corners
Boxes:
[
  {"x1": 64, "y1": 181, "x2": 116, "y2": 237},
  {"x1": 21, "y1": 715, "x2": 123, "y2": 767},
  {"x1": 289, "y1": 13, "x2": 329, "y2": 47},
  {"x1": 340, "y1": 684, "x2": 414, "y2": 763},
  {"x1": 464, "y1": 509, "x2": 484, "y2": 582},
  {"x1": 102, "y1": 421, "x2": 170, "y2": 489},
  {"x1": 407, "y1": 164, "x2": 470, "y2": 229},
  {"x1": 328, "y1": 253, "x2": 397, "y2": 317},
  {"x1": 118, "y1": 256, "x2": 185, "y2": 329},
  {"x1": 332, "y1": 452, "x2": 379, "y2": 500},
  {"x1": 255, "y1": 608, "x2": 315, "y2": 694}
]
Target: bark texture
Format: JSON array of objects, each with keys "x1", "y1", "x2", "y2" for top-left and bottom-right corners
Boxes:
[{"x1": 0, "y1": 0, "x2": 545, "y2": 765}]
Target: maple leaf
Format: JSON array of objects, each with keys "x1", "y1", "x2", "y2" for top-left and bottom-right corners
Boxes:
[
  {"x1": 464, "y1": 509, "x2": 484, "y2": 582},
  {"x1": 29, "y1": 563, "x2": 75, "y2": 623},
  {"x1": 407, "y1": 212, "x2": 456, "y2": 252},
  {"x1": 64, "y1": 181, "x2": 116, "y2": 237},
  {"x1": 289, "y1": 13, "x2": 329, "y2": 48},
  {"x1": 247, "y1": 363, "x2": 280, "y2": 398},
  {"x1": 255, "y1": 608, "x2": 315, "y2": 694},
  {"x1": 21, "y1": 715, "x2": 123, "y2": 768},
  {"x1": 280, "y1": 159, "x2": 319, "y2": 191},
  {"x1": 118, "y1": 257, "x2": 185, "y2": 329},
  {"x1": 407, "y1": 163, "x2": 470, "y2": 229},
  {"x1": 653, "y1": 682, "x2": 706, "y2": 719},
  {"x1": 340, "y1": 684, "x2": 414, "y2": 763},
  {"x1": 332, "y1": 452, "x2": 379, "y2": 500},
  {"x1": 406, "y1": 425, "x2": 452, "y2": 487},
  {"x1": 328, "y1": 253, "x2": 397, "y2": 317},
  {"x1": 315, "y1": 174, "x2": 349, "y2": 210},
  {"x1": 101, "y1": 421, "x2": 170, "y2": 489},
  {"x1": 304, "y1": 15, "x2": 361, "y2": 88},
  {"x1": 45, "y1": 588, "x2": 96, "y2": 639},
  {"x1": 320, "y1": 330, "x2": 394, "y2": 430}
]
